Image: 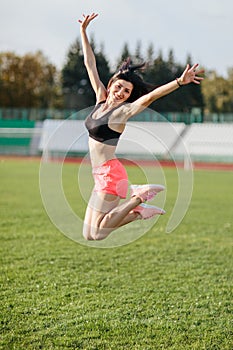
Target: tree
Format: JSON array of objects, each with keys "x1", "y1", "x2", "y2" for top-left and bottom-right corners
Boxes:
[
  {"x1": 115, "y1": 43, "x2": 132, "y2": 70},
  {"x1": 143, "y1": 50, "x2": 175, "y2": 112},
  {"x1": 146, "y1": 42, "x2": 154, "y2": 65},
  {"x1": 176, "y1": 54, "x2": 204, "y2": 114},
  {"x1": 167, "y1": 49, "x2": 176, "y2": 75},
  {"x1": 62, "y1": 36, "x2": 111, "y2": 109},
  {"x1": 202, "y1": 70, "x2": 233, "y2": 114},
  {"x1": 134, "y1": 40, "x2": 143, "y2": 61},
  {"x1": 0, "y1": 51, "x2": 59, "y2": 108}
]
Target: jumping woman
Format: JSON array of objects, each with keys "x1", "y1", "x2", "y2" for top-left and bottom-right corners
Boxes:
[{"x1": 78, "y1": 13, "x2": 204, "y2": 241}]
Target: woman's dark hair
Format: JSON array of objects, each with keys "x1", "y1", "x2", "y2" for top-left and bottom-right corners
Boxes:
[{"x1": 107, "y1": 57, "x2": 154, "y2": 102}]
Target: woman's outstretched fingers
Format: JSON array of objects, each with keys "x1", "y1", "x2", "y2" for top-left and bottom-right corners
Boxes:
[
  {"x1": 193, "y1": 65, "x2": 205, "y2": 84},
  {"x1": 180, "y1": 63, "x2": 205, "y2": 85},
  {"x1": 78, "y1": 13, "x2": 98, "y2": 25},
  {"x1": 193, "y1": 75, "x2": 204, "y2": 84},
  {"x1": 191, "y1": 63, "x2": 199, "y2": 71}
]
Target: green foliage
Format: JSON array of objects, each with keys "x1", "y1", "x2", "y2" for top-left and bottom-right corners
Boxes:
[
  {"x1": 202, "y1": 71, "x2": 233, "y2": 113},
  {"x1": 61, "y1": 37, "x2": 205, "y2": 112},
  {"x1": 61, "y1": 37, "x2": 111, "y2": 109},
  {"x1": 0, "y1": 51, "x2": 61, "y2": 109},
  {"x1": 116, "y1": 42, "x2": 131, "y2": 68},
  {"x1": 0, "y1": 159, "x2": 233, "y2": 349},
  {"x1": 1, "y1": 36, "x2": 233, "y2": 114}
]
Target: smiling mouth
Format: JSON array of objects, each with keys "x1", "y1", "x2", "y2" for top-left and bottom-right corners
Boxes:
[{"x1": 115, "y1": 95, "x2": 122, "y2": 100}]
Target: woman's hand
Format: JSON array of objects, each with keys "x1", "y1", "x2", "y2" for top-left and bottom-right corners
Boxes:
[
  {"x1": 78, "y1": 13, "x2": 98, "y2": 31},
  {"x1": 178, "y1": 63, "x2": 204, "y2": 86}
]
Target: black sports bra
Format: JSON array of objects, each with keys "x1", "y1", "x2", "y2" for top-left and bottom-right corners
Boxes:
[{"x1": 85, "y1": 102, "x2": 122, "y2": 146}]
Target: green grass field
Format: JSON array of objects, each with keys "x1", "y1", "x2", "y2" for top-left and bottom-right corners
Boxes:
[{"x1": 0, "y1": 159, "x2": 232, "y2": 350}]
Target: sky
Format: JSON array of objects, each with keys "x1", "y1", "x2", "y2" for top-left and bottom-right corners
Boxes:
[{"x1": 0, "y1": 0, "x2": 232, "y2": 77}]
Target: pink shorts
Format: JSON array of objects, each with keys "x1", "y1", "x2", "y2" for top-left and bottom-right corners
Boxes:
[{"x1": 92, "y1": 159, "x2": 128, "y2": 198}]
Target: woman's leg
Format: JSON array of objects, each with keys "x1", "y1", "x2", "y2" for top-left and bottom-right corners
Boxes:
[
  {"x1": 83, "y1": 190, "x2": 142, "y2": 241},
  {"x1": 83, "y1": 183, "x2": 165, "y2": 241}
]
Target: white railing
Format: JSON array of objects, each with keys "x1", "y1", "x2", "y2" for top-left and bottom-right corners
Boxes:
[{"x1": 0, "y1": 127, "x2": 42, "y2": 155}]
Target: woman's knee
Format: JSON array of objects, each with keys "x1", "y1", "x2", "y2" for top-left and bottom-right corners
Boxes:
[
  {"x1": 82, "y1": 223, "x2": 105, "y2": 241},
  {"x1": 82, "y1": 223, "x2": 94, "y2": 241},
  {"x1": 87, "y1": 228, "x2": 103, "y2": 241}
]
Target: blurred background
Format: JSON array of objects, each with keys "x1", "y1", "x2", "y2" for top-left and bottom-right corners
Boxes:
[{"x1": 0, "y1": 0, "x2": 233, "y2": 163}]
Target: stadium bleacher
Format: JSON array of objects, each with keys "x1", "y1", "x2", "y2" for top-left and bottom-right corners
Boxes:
[
  {"x1": 116, "y1": 122, "x2": 186, "y2": 158},
  {"x1": 172, "y1": 123, "x2": 233, "y2": 162},
  {"x1": 38, "y1": 119, "x2": 233, "y2": 163},
  {"x1": 1, "y1": 116, "x2": 233, "y2": 163}
]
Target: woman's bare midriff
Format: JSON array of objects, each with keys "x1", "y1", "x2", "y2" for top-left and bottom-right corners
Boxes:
[{"x1": 88, "y1": 137, "x2": 117, "y2": 167}]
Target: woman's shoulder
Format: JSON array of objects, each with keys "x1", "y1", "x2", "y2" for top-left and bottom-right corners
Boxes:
[
  {"x1": 95, "y1": 100, "x2": 106, "y2": 106},
  {"x1": 111, "y1": 102, "x2": 142, "y2": 121}
]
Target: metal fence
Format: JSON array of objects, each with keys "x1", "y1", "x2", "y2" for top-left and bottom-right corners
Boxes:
[{"x1": 1, "y1": 107, "x2": 233, "y2": 124}]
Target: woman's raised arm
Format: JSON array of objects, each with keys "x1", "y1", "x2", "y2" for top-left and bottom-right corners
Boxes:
[
  {"x1": 78, "y1": 13, "x2": 107, "y2": 102},
  {"x1": 129, "y1": 63, "x2": 204, "y2": 113}
]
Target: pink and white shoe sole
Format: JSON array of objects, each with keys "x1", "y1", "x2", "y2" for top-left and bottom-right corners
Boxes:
[
  {"x1": 130, "y1": 184, "x2": 165, "y2": 202},
  {"x1": 133, "y1": 203, "x2": 166, "y2": 219}
]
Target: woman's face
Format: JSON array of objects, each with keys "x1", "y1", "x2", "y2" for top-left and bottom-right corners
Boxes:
[{"x1": 108, "y1": 79, "x2": 133, "y2": 103}]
